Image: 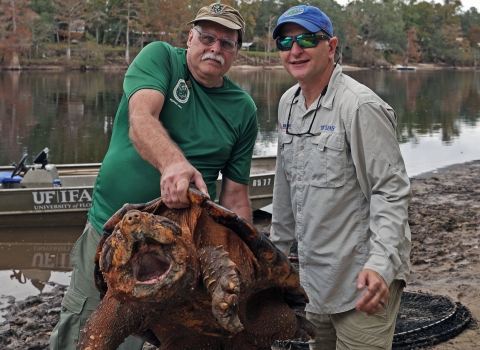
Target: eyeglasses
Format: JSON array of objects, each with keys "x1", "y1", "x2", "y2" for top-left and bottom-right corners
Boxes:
[
  {"x1": 193, "y1": 27, "x2": 238, "y2": 52},
  {"x1": 285, "y1": 86, "x2": 327, "y2": 136},
  {"x1": 276, "y1": 33, "x2": 330, "y2": 51}
]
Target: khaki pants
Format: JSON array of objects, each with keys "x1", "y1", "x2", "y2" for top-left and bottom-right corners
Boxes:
[
  {"x1": 307, "y1": 279, "x2": 404, "y2": 350},
  {"x1": 49, "y1": 221, "x2": 144, "y2": 350}
]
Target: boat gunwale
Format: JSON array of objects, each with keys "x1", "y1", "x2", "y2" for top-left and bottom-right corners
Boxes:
[{"x1": 0, "y1": 155, "x2": 276, "y2": 172}]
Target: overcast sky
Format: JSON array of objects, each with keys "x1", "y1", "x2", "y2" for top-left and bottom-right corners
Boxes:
[{"x1": 335, "y1": 0, "x2": 478, "y2": 12}]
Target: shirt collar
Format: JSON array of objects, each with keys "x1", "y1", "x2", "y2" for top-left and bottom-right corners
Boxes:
[{"x1": 321, "y1": 64, "x2": 343, "y2": 110}]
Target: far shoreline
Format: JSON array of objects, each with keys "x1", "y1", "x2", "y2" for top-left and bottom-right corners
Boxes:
[
  {"x1": 1, "y1": 62, "x2": 478, "y2": 72},
  {"x1": 231, "y1": 62, "x2": 480, "y2": 71}
]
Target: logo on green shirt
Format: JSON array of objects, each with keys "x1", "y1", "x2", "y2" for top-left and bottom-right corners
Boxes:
[{"x1": 173, "y1": 79, "x2": 190, "y2": 104}]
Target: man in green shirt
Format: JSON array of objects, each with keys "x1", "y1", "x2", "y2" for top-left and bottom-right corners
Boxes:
[{"x1": 50, "y1": 4, "x2": 257, "y2": 349}]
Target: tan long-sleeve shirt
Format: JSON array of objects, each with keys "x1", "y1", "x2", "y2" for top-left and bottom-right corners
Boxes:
[{"x1": 270, "y1": 64, "x2": 412, "y2": 314}]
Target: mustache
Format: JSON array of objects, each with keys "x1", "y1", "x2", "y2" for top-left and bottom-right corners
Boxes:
[{"x1": 201, "y1": 53, "x2": 225, "y2": 66}]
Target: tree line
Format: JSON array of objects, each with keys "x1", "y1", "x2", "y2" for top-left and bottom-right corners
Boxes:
[{"x1": 1, "y1": 0, "x2": 480, "y2": 68}]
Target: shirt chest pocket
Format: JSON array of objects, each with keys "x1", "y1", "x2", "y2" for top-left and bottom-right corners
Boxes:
[
  {"x1": 280, "y1": 134, "x2": 294, "y2": 181},
  {"x1": 309, "y1": 133, "x2": 347, "y2": 188}
]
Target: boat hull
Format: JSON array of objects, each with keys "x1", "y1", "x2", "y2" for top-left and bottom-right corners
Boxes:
[{"x1": 0, "y1": 172, "x2": 275, "y2": 228}]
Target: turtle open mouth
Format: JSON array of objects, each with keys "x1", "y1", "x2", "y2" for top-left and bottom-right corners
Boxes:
[{"x1": 131, "y1": 238, "x2": 172, "y2": 284}]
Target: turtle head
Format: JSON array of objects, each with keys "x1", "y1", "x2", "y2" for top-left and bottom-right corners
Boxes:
[{"x1": 99, "y1": 210, "x2": 199, "y2": 302}]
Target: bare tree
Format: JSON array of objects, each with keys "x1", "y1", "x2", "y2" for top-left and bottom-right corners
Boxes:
[
  {"x1": 265, "y1": 14, "x2": 275, "y2": 66},
  {"x1": 111, "y1": 0, "x2": 141, "y2": 64},
  {"x1": 0, "y1": 0, "x2": 38, "y2": 68},
  {"x1": 55, "y1": 0, "x2": 87, "y2": 60},
  {"x1": 87, "y1": 0, "x2": 109, "y2": 44}
]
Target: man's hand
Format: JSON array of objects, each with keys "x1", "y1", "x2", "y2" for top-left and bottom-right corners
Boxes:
[
  {"x1": 355, "y1": 269, "x2": 390, "y2": 316},
  {"x1": 160, "y1": 160, "x2": 209, "y2": 209}
]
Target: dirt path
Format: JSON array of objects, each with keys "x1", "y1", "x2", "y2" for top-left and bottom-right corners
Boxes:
[{"x1": 0, "y1": 160, "x2": 479, "y2": 349}]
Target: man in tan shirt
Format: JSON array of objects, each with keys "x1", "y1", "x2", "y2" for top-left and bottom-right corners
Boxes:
[{"x1": 270, "y1": 5, "x2": 412, "y2": 349}]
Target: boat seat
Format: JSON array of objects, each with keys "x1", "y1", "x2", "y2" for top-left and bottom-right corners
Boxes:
[{"x1": 0, "y1": 171, "x2": 22, "y2": 184}]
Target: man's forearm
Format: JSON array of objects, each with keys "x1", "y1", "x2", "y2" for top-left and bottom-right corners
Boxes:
[
  {"x1": 219, "y1": 178, "x2": 252, "y2": 221},
  {"x1": 130, "y1": 112, "x2": 186, "y2": 173},
  {"x1": 227, "y1": 199, "x2": 252, "y2": 221},
  {"x1": 128, "y1": 89, "x2": 186, "y2": 173},
  {"x1": 128, "y1": 89, "x2": 208, "y2": 206}
]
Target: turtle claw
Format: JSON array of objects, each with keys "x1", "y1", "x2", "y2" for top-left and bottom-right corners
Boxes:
[
  {"x1": 199, "y1": 246, "x2": 244, "y2": 333},
  {"x1": 212, "y1": 273, "x2": 243, "y2": 332}
]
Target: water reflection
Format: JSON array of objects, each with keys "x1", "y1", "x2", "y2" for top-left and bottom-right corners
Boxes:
[
  {"x1": 227, "y1": 68, "x2": 296, "y2": 156},
  {"x1": 1, "y1": 69, "x2": 479, "y2": 165},
  {"x1": 0, "y1": 70, "x2": 124, "y2": 165},
  {"x1": 10, "y1": 270, "x2": 53, "y2": 293},
  {"x1": 343, "y1": 70, "x2": 480, "y2": 145},
  {"x1": 0, "y1": 226, "x2": 81, "y2": 301}
]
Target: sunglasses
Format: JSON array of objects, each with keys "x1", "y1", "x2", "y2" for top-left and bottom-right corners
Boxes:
[
  {"x1": 285, "y1": 85, "x2": 328, "y2": 136},
  {"x1": 276, "y1": 33, "x2": 330, "y2": 51},
  {"x1": 193, "y1": 27, "x2": 238, "y2": 52}
]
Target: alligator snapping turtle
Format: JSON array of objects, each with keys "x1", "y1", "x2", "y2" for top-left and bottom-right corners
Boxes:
[{"x1": 78, "y1": 186, "x2": 315, "y2": 350}]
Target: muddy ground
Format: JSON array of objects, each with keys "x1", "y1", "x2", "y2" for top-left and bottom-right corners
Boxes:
[
  {"x1": 0, "y1": 160, "x2": 479, "y2": 349},
  {"x1": 402, "y1": 160, "x2": 480, "y2": 349}
]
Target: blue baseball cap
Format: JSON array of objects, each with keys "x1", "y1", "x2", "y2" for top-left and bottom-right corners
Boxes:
[{"x1": 272, "y1": 5, "x2": 333, "y2": 39}]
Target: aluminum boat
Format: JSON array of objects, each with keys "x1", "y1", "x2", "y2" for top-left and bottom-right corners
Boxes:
[{"x1": 0, "y1": 148, "x2": 276, "y2": 228}]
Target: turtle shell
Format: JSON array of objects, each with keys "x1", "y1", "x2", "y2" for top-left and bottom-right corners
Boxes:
[{"x1": 82, "y1": 185, "x2": 314, "y2": 350}]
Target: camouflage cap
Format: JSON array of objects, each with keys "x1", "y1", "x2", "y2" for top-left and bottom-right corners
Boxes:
[{"x1": 187, "y1": 3, "x2": 245, "y2": 37}]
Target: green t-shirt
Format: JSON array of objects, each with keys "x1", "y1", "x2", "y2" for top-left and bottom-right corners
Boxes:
[{"x1": 88, "y1": 41, "x2": 258, "y2": 233}]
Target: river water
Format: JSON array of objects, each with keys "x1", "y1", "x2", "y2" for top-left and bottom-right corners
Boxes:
[{"x1": 0, "y1": 67, "x2": 479, "y2": 313}]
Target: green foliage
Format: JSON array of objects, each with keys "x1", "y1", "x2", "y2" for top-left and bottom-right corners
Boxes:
[
  {"x1": 253, "y1": 0, "x2": 281, "y2": 38},
  {"x1": 86, "y1": 0, "x2": 110, "y2": 44},
  {"x1": 29, "y1": 0, "x2": 57, "y2": 18},
  {"x1": 401, "y1": 1, "x2": 437, "y2": 40},
  {"x1": 440, "y1": 24, "x2": 470, "y2": 66},
  {"x1": 77, "y1": 33, "x2": 106, "y2": 66},
  {"x1": 30, "y1": 13, "x2": 56, "y2": 58},
  {"x1": 400, "y1": 0, "x2": 478, "y2": 65},
  {"x1": 278, "y1": 0, "x2": 302, "y2": 14},
  {"x1": 345, "y1": 0, "x2": 406, "y2": 65},
  {"x1": 238, "y1": 0, "x2": 261, "y2": 42},
  {"x1": 3, "y1": 0, "x2": 480, "y2": 67},
  {"x1": 461, "y1": 7, "x2": 480, "y2": 34}
]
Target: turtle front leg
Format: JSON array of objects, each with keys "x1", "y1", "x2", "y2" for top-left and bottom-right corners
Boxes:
[
  {"x1": 78, "y1": 293, "x2": 141, "y2": 350},
  {"x1": 199, "y1": 246, "x2": 244, "y2": 333}
]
